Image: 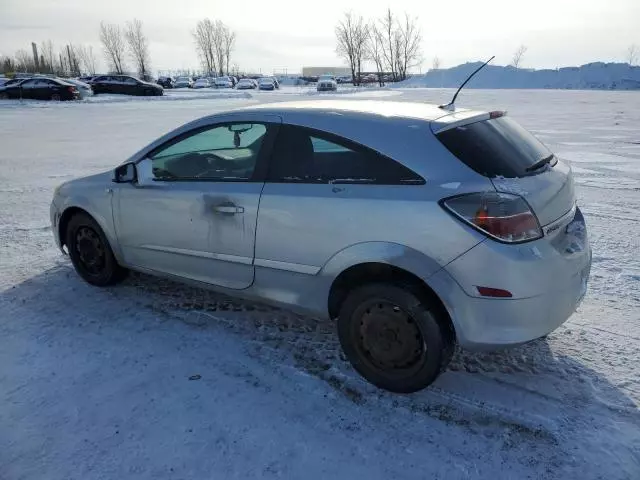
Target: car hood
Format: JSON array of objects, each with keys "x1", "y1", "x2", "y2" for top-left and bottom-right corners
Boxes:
[{"x1": 56, "y1": 170, "x2": 112, "y2": 198}]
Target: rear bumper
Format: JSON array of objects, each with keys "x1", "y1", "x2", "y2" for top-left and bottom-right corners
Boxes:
[
  {"x1": 430, "y1": 250, "x2": 590, "y2": 349},
  {"x1": 428, "y1": 212, "x2": 592, "y2": 349}
]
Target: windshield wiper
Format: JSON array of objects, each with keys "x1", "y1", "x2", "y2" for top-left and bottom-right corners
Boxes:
[{"x1": 526, "y1": 154, "x2": 556, "y2": 173}]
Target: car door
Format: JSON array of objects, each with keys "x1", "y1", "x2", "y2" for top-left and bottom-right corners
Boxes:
[
  {"x1": 113, "y1": 115, "x2": 281, "y2": 289},
  {"x1": 103, "y1": 76, "x2": 119, "y2": 94},
  {"x1": 18, "y1": 79, "x2": 38, "y2": 99},
  {"x1": 40, "y1": 79, "x2": 62, "y2": 99},
  {"x1": 255, "y1": 124, "x2": 426, "y2": 275},
  {"x1": 121, "y1": 76, "x2": 138, "y2": 95}
]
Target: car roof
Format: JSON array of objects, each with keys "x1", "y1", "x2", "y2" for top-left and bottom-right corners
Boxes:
[{"x1": 236, "y1": 100, "x2": 485, "y2": 124}]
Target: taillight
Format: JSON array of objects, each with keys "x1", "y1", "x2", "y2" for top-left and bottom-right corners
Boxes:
[
  {"x1": 441, "y1": 192, "x2": 542, "y2": 243},
  {"x1": 68, "y1": 86, "x2": 76, "y2": 93}
]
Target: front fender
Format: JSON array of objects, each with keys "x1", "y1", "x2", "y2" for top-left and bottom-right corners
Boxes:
[{"x1": 57, "y1": 190, "x2": 120, "y2": 261}]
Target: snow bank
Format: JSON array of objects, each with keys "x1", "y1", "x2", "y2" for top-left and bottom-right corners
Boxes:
[{"x1": 396, "y1": 62, "x2": 640, "y2": 90}]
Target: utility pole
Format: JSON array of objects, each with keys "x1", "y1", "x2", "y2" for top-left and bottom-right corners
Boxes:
[
  {"x1": 31, "y1": 42, "x2": 40, "y2": 71},
  {"x1": 66, "y1": 45, "x2": 73, "y2": 77}
]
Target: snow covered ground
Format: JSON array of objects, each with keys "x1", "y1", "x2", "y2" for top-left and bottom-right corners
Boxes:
[{"x1": 0, "y1": 88, "x2": 638, "y2": 479}]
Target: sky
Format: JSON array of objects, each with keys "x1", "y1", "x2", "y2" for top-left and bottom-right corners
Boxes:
[{"x1": 1, "y1": 0, "x2": 639, "y2": 74}]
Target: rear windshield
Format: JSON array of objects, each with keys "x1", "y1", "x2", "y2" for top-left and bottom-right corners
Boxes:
[{"x1": 436, "y1": 116, "x2": 552, "y2": 178}]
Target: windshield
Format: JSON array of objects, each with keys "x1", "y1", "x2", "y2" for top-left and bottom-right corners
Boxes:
[{"x1": 436, "y1": 116, "x2": 553, "y2": 178}]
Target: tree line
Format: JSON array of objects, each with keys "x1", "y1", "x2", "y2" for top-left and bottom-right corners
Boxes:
[
  {"x1": 335, "y1": 9, "x2": 423, "y2": 86},
  {"x1": 1, "y1": 18, "x2": 236, "y2": 79}
]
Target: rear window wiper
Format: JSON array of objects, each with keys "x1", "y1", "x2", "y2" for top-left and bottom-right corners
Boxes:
[{"x1": 526, "y1": 154, "x2": 556, "y2": 173}]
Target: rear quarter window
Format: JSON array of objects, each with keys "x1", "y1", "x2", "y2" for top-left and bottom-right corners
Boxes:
[{"x1": 436, "y1": 117, "x2": 552, "y2": 178}]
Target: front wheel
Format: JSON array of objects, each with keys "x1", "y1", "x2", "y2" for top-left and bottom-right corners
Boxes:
[
  {"x1": 338, "y1": 283, "x2": 452, "y2": 393},
  {"x1": 66, "y1": 213, "x2": 127, "y2": 286},
  {"x1": 0, "y1": 93, "x2": 8, "y2": 99},
  {"x1": 51, "y1": 93, "x2": 61, "y2": 101}
]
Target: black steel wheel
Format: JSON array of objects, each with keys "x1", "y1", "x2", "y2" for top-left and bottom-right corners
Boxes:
[
  {"x1": 338, "y1": 283, "x2": 451, "y2": 393},
  {"x1": 66, "y1": 212, "x2": 127, "y2": 286},
  {"x1": 51, "y1": 93, "x2": 61, "y2": 101}
]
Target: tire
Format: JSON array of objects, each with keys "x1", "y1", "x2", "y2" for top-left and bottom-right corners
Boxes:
[
  {"x1": 0, "y1": 93, "x2": 7, "y2": 99},
  {"x1": 337, "y1": 283, "x2": 452, "y2": 393},
  {"x1": 65, "y1": 212, "x2": 127, "y2": 286},
  {"x1": 51, "y1": 94, "x2": 61, "y2": 101}
]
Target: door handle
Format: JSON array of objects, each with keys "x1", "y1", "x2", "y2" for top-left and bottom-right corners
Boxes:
[{"x1": 213, "y1": 204, "x2": 244, "y2": 214}]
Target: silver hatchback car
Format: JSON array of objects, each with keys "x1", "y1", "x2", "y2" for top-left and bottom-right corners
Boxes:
[{"x1": 50, "y1": 100, "x2": 592, "y2": 392}]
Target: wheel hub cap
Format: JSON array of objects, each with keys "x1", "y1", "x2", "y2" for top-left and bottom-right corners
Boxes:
[
  {"x1": 359, "y1": 302, "x2": 424, "y2": 370},
  {"x1": 76, "y1": 227, "x2": 105, "y2": 273}
]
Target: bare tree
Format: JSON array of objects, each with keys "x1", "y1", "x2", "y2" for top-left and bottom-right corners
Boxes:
[
  {"x1": 40, "y1": 40, "x2": 56, "y2": 73},
  {"x1": 125, "y1": 19, "x2": 151, "y2": 78},
  {"x1": 1, "y1": 55, "x2": 16, "y2": 74},
  {"x1": 193, "y1": 19, "x2": 217, "y2": 76},
  {"x1": 366, "y1": 23, "x2": 385, "y2": 86},
  {"x1": 512, "y1": 44, "x2": 527, "y2": 69},
  {"x1": 65, "y1": 44, "x2": 82, "y2": 76},
  {"x1": 76, "y1": 45, "x2": 98, "y2": 74},
  {"x1": 396, "y1": 12, "x2": 422, "y2": 81},
  {"x1": 100, "y1": 22, "x2": 126, "y2": 74},
  {"x1": 15, "y1": 49, "x2": 37, "y2": 72},
  {"x1": 431, "y1": 56, "x2": 441, "y2": 71},
  {"x1": 223, "y1": 26, "x2": 236, "y2": 75},
  {"x1": 335, "y1": 12, "x2": 368, "y2": 86},
  {"x1": 627, "y1": 44, "x2": 638, "y2": 66},
  {"x1": 211, "y1": 20, "x2": 230, "y2": 76}
]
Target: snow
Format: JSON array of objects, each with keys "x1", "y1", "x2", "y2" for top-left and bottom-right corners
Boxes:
[
  {"x1": 395, "y1": 62, "x2": 640, "y2": 90},
  {"x1": 1, "y1": 87, "x2": 639, "y2": 479}
]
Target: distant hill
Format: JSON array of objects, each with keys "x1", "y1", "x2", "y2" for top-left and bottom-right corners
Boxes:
[{"x1": 397, "y1": 62, "x2": 640, "y2": 90}]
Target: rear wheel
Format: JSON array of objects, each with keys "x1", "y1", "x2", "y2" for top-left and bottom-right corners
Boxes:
[
  {"x1": 65, "y1": 213, "x2": 127, "y2": 286},
  {"x1": 338, "y1": 283, "x2": 452, "y2": 393},
  {"x1": 0, "y1": 92, "x2": 7, "y2": 99}
]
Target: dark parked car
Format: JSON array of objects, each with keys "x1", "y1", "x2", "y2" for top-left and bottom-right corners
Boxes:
[
  {"x1": 156, "y1": 76, "x2": 174, "y2": 89},
  {"x1": 92, "y1": 75, "x2": 163, "y2": 96},
  {"x1": 0, "y1": 78, "x2": 79, "y2": 101}
]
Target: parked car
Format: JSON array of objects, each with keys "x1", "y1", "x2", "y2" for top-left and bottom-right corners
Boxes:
[
  {"x1": 235, "y1": 78, "x2": 257, "y2": 90},
  {"x1": 174, "y1": 76, "x2": 193, "y2": 88},
  {"x1": 78, "y1": 75, "x2": 99, "y2": 84},
  {"x1": 0, "y1": 77, "x2": 79, "y2": 100},
  {"x1": 91, "y1": 75, "x2": 163, "y2": 96},
  {"x1": 66, "y1": 78, "x2": 93, "y2": 99},
  {"x1": 317, "y1": 74, "x2": 338, "y2": 92},
  {"x1": 258, "y1": 78, "x2": 276, "y2": 90},
  {"x1": 156, "y1": 76, "x2": 174, "y2": 89},
  {"x1": 214, "y1": 76, "x2": 234, "y2": 88},
  {"x1": 193, "y1": 78, "x2": 212, "y2": 89},
  {"x1": 0, "y1": 76, "x2": 9, "y2": 86},
  {"x1": 50, "y1": 100, "x2": 591, "y2": 393}
]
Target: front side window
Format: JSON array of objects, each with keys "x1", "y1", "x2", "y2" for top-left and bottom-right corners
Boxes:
[
  {"x1": 20, "y1": 79, "x2": 37, "y2": 88},
  {"x1": 123, "y1": 77, "x2": 138, "y2": 85},
  {"x1": 149, "y1": 123, "x2": 268, "y2": 181},
  {"x1": 267, "y1": 125, "x2": 424, "y2": 185}
]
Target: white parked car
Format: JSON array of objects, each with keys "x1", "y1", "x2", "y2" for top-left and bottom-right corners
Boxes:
[
  {"x1": 174, "y1": 76, "x2": 194, "y2": 88},
  {"x1": 236, "y1": 78, "x2": 257, "y2": 90},
  {"x1": 317, "y1": 75, "x2": 338, "y2": 92},
  {"x1": 66, "y1": 79, "x2": 93, "y2": 99},
  {"x1": 193, "y1": 78, "x2": 211, "y2": 89},
  {"x1": 258, "y1": 78, "x2": 276, "y2": 91},
  {"x1": 214, "y1": 77, "x2": 234, "y2": 88}
]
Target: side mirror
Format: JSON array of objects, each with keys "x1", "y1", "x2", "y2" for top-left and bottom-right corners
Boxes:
[{"x1": 113, "y1": 162, "x2": 137, "y2": 183}]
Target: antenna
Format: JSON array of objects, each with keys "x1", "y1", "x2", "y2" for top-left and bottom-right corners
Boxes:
[{"x1": 439, "y1": 55, "x2": 495, "y2": 111}]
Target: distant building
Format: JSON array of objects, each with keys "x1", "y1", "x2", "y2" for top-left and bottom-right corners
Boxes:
[{"x1": 302, "y1": 66, "x2": 351, "y2": 77}]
